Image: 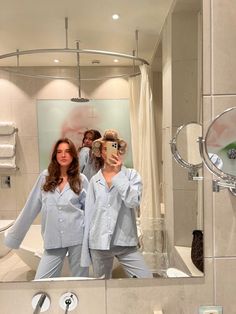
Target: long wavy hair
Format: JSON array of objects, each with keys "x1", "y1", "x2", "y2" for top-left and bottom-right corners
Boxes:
[
  {"x1": 80, "y1": 129, "x2": 104, "y2": 170},
  {"x1": 81, "y1": 129, "x2": 101, "y2": 147},
  {"x1": 43, "y1": 138, "x2": 81, "y2": 195}
]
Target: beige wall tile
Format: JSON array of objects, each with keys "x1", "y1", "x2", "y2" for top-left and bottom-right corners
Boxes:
[
  {"x1": 207, "y1": 96, "x2": 236, "y2": 257},
  {"x1": 162, "y1": 13, "x2": 173, "y2": 129},
  {"x1": 106, "y1": 259, "x2": 213, "y2": 314},
  {"x1": 35, "y1": 67, "x2": 130, "y2": 100},
  {"x1": 173, "y1": 189, "x2": 199, "y2": 246},
  {"x1": 182, "y1": 258, "x2": 214, "y2": 312},
  {"x1": 12, "y1": 100, "x2": 38, "y2": 137},
  {"x1": 15, "y1": 173, "x2": 39, "y2": 213},
  {"x1": 212, "y1": 95, "x2": 236, "y2": 117},
  {"x1": 212, "y1": 0, "x2": 236, "y2": 94},
  {"x1": 36, "y1": 79, "x2": 77, "y2": 100},
  {"x1": 214, "y1": 189, "x2": 236, "y2": 256},
  {"x1": 172, "y1": 12, "x2": 198, "y2": 61},
  {"x1": 202, "y1": 96, "x2": 212, "y2": 137},
  {"x1": 0, "y1": 75, "x2": 13, "y2": 120},
  {"x1": 16, "y1": 136, "x2": 39, "y2": 174},
  {"x1": 162, "y1": 126, "x2": 175, "y2": 259},
  {"x1": 10, "y1": 74, "x2": 38, "y2": 100},
  {"x1": 202, "y1": 96, "x2": 214, "y2": 258},
  {"x1": 172, "y1": 60, "x2": 198, "y2": 126},
  {"x1": 0, "y1": 210, "x2": 17, "y2": 220},
  {"x1": 163, "y1": 127, "x2": 173, "y2": 188},
  {"x1": 202, "y1": 0, "x2": 211, "y2": 95},
  {"x1": 215, "y1": 258, "x2": 236, "y2": 313},
  {"x1": 0, "y1": 173, "x2": 16, "y2": 212},
  {"x1": 172, "y1": 161, "x2": 199, "y2": 190},
  {"x1": 203, "y1": 171, "x2": 213, "y2": 258},
  {"x1": 0, "y1": 280, "x2": 106, "y2": 314},
  {"x1": 86, "y1": 78, "x2": 129, "y2": 99}
]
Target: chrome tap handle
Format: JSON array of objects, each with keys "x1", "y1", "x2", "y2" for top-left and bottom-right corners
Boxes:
[{"x1": 32, "y1": 292, "x2": 50, "y2": 313}]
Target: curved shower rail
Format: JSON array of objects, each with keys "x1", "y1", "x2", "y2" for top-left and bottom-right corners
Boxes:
[
  {"x1": 0, "y1": 17, "x2": 148, "y2": 81},
  {"x1": 0, "y1": 48, "x2": 147, "y2": 81},
  {"x1": 0, "y1": 48, "x2": 149, "y2": 65}
]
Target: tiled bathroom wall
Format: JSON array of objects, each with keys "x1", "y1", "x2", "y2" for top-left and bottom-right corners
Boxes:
[
  {"x1": 1, "y1": 1, "x2": 236, "y2": 313},
  {"x1": 203, "y1": 1, "x2": 236, "y2": 312}
]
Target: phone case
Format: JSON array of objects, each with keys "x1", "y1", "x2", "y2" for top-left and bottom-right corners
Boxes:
[{"x1": 106, "y1": 141, "x2": 118, "y2": 160}]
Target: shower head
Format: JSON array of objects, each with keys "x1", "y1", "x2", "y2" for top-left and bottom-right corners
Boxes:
[
  {"x1": 71, "y1": 41, "x2": 90, "y2": 103},
  {"x1": 71, "y1": 97, "x2": 89, "y2": 102}
]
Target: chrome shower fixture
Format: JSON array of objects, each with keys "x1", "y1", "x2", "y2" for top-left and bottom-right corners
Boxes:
[
  {"x1": 71, "y1": 40, "x2": 89, "y2": 103},
  {"x1": 31, "y1": 292, "x2": 51, "y2": 313}
]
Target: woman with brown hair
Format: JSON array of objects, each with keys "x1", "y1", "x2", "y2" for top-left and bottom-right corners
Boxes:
[
  {"x1": 79, "y1": 129, "x2": 103, "y2": 180},
  {"x1": 5, "y1": 138, "x2": 89, "y2": 279}
]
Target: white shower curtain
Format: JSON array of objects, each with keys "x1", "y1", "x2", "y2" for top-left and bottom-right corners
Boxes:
[
  {"x1": 129, "y1": 64, "x2": 167, "y2": 272},
  {"x1": 129, "y1": 64, "x2": 161, "y2": 219}
]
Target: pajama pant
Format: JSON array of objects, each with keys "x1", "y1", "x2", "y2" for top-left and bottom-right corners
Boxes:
[
  {"x1": 35, "y1": 244, "x2": 89, "y2": 279},
  {"x1": 90, "y1": 246, "x2": 153, "y2": 279}
]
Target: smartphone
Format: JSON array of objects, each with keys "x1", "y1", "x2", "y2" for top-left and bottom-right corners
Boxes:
[{"x1": 106, "y1": 141, "x2": 118, "y2": 161}]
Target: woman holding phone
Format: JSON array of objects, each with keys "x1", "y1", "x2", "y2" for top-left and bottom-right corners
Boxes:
[{"x1": 81, "y1": 129, "x2": 152, "y2": 279}]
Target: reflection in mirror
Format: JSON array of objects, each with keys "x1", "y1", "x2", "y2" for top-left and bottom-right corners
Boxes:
[
  {"x1": 170, "y1": 122, "x2": 202, "y2": 179},
  {"x1": 0, "y1": 0, "x2": 203, "y2": 282},
  {"x1": 200, "y1": 107, "x2": 236, "y2": 194},
  {"x1": 176, "y1": 123, "x2": 202, "y2": 166},
  {"x1": 153, "y1": 0, "x2": 204, "y2": 277},
  {"x1": 170, "y1": 122, "x2": 204, "y2": 274},
  {"x1": 205, "y1": 107, "x2": 236, "y2": 177}
]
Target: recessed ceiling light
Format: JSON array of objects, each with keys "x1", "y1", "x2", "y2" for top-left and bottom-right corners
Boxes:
[
  {"x1": 112, "y1": 14, "x2": 120, "y2": 20},
  {"x1": 113, "y1": 59, "x2": 119, "y2": 63},
  {"x1": 54, "y1": 59, "x2": 59, "y2": 63}
]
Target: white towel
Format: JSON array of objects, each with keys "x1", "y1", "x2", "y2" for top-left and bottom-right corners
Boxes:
[
  {"x1": 0, "y1": 122, "x2": 16, "y2": 135},
  {"x1": 0, "y1": 144, "x2": 15, "y2": 158},
  {"x1": 0, "y1": 133, "x2": 16, "y2": 145},
  {"x1": 0, "y1": 156, "x2": 16, "y2": 169}
]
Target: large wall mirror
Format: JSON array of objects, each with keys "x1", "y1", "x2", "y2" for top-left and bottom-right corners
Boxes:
[{"x1": 0, "y1": 0, "x2": 203, "y2": 282}]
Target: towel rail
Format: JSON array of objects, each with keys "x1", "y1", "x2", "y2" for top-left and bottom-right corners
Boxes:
[{"x1": 0, "y1": 122, "x2": 18, "y2": 170}]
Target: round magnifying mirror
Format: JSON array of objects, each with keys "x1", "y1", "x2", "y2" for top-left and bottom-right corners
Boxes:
[
  {"x1": 171, "y1": 122, "x2": 202, "y2": 170},
  {"x1": 205, "y1": 107, "x2": 236, "y2": 177},
  {"x1": 176, "y1": 122, "x2": 202, "y2": 166}
]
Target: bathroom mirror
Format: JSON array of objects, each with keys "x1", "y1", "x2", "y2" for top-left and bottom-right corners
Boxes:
[
  {"x1": 199, "y1": 107, "x2": 236, "y2": 194},
  {"x1": 205, "y1": 107, "x2": 236, "y2": 177},
  {"x1": 0, "y1": 0, "x2": 203, "y2": 282},
  {"x1": 170, "y1": 122, "x2": 202, "y2": 179}
]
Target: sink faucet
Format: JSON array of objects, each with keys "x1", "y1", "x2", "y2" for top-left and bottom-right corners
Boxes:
[{"x1": 32, "y1": 292, "x2": 50, "y2": 313}]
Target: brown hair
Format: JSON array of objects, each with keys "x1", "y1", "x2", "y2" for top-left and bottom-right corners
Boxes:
[
  {"x1": 81, "y1": 129, "x2": 104, "y2": 170},
  {"x1": 82, "y1": 129, "x2": 101, "y2": 146},
  {"x1": 43, "y1": 138, "x2": 81, "y2": 195}
]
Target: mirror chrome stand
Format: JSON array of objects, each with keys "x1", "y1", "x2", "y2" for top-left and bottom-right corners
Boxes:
[
  {"x1": 199, "y1": 137, "x2": 236, "y2": 194},
  {"x1": 170, "y1": 138, "x2": 203, "y2": 181}
]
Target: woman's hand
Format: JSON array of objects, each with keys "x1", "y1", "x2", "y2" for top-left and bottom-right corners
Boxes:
[{"x1": 108, "y1": 153, "x2": 122, "y2": 173}]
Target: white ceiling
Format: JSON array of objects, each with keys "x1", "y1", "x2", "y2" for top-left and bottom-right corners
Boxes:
[{"x1": 0, "y1": 0, "x2": 174, "y2": 67}]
